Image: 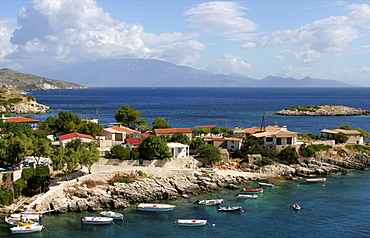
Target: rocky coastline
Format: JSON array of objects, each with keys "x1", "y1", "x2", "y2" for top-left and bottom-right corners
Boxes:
[
  {"x1": 0, "y1": 100, "x2": 51, "y2": 114},
  {"x1": 273, "y1": 105, "x2": 370, "y2": 116},
  {"x1": 16, "y1": 149, "x2": 368, "y2": 214}
]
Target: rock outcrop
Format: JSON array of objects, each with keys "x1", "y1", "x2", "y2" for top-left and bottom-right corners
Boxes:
[
  {"x1": 273, "y1": 105, "x2": 370, "y2": 116},
  {"x1": 0, "y1": 100, "x2": 51, "y2": 114}
]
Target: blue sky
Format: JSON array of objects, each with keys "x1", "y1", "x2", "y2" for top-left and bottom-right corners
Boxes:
[{"x1": 1, "y1": 0, "x2": 370, "y2": 86}]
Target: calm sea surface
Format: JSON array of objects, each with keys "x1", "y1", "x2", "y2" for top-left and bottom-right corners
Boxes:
[{"x1": 1, "y1": 87, "x2": 368, "y2": 237}]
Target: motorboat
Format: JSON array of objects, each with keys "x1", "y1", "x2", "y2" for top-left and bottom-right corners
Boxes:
[
  {"x1": 292, "y1": 203, "x2": 302, "y2": 210},
  {"x1": 193, "y1": 199, "x2": 223, "y2": 206},
  {"x1": 5, "y1": 216, "x2": 36, "y2": 226},
  {"x1": 9, "y1": 213, "x2": 41, "y2": 221},
  {"x1": 306, "y1": 178, "x2": 326, "y2": 183},
  {"x1": 81, "y1": 217, "x2": 113, "y2": 225},
  {"x1": 100, "y1": 211, "x2": 124, "y2": 220},
  {"x1": 137, "y1": 203, "x2": 176, "y2": 211},
  {"x1": 235, "y1": 194, "x2": 258, "y2": 199},
  {"x1": 258, "y1": 182, "x2": 275, "y2": 187},
  {"x1": 217, "y1": 206, "x2": 243, "y2": 212},
  {"x1": 240, "y1": 188, "x2": 264, "y2": 193},
  {"x1": 10, "y1": 224, "x2": 43, "y2": 234},
  {"x1": 177, "y1": 219, "x2": 207, "y2": 226}
]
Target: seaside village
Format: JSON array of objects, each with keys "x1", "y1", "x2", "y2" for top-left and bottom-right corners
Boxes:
[{"x1": 0, "y1": 113, "x2": 368, "y2": 232}]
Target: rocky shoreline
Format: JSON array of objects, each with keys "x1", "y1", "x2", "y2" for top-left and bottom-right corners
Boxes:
[
  {"x1": 0, "y1": 100, "x2": 51, "y2": 114},
  {"x1": 273, "y1": 105, "x2": 370, "y2": 116}
]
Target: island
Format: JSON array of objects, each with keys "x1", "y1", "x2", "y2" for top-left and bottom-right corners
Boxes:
[{"x1": 273, "y1": 104, "x2": 370, "y2": 116}]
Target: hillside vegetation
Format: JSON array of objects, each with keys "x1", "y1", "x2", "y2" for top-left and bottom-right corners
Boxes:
[{"x1": 0, "y1": 68, "x2": 86, "y2": 90}]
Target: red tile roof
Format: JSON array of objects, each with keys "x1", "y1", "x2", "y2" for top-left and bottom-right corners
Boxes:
[
  {"x1": 126, "y1": 138, "x2": 144, "y2": 144},
  {"x1": 196, "y1": 125, "x2": 217, "y2": 129},
  {"x1": 243, "y1": 127, "x2": 263, "y2": 134},
  {"x1": 58, "y1": 132, "x2": 95, "y2": 141},
  {"x1": 6, "y1": 117, "x2": 40, "y2": 123},
  {"x1": 154, "y1": 128, "x2": 192, "y2": 134},
  {"x1": 110, "y1": 126, "x2": 136, "y2": 135}
]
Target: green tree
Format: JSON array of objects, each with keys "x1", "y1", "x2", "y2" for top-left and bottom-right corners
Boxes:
[
  {"x1": 335, "y1": 125, "x2": 352, "y2": 130},
  {"x1": 196, "y1": 144, "x2": 221, "y2": 163},
  {"x1": 189, "y1": 137, "x2": 205, "y2": 150},
  {"x1": 130, "y1": 148, "x2": 140, "y2": 160},
  {"x1": 278, "y1": 146, "x2": 299, "y2": 163},
  {"x1": 0, "y1": 134, "x2": 33, "y2": 165},
  {"x1": 152, "y1": 117, "x2": 171, "y2": 129},
  {"x1": 78, "y1": 122, "x2": 104, "y2": 137},
  {"x1": 170, "y1": 132, "x2": 189, "y2": 144},
  {"x1": 354, "y1": 127, "x2": 370, "y2": 139},
  {"x1": 336, "y1": 132, "x2": 348, "y2": 144},
  {"x1": 114, "y1": 104, "x2": 147, "y2": 129},
  {"x1": 50, "y1": 147, "x2": 69, "y2": 172},
  {"x1": 105, "y1": 145, "x2": 131, "y2": 160},
  {"x1": 30, "y1": 137, "x2": 52, "y2": 165},
  {"x1": 78, "y1": 142, "x2": 100, "y2": 174},
  {"x1": 138, "y1": 135, "x2": 171, "y2": 160},
  {"x1": 299, "y1": 145, "x2": 316, "y2": 158}
]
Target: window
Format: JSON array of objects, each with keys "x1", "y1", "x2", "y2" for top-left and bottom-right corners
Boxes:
[
  {"x1": 277, "y1": 138, "x2": 282, "y2": 145},
  {"x1": 287, "y1": 137, "x2": 292, "y2": 145},
  {"x1": 266, "y1": 137, "x2": 273, "y2": 142}
]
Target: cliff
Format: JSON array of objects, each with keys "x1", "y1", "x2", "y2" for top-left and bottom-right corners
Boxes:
[
  {"x1": 273, "y1": 105, "x2": 370, "y2": 116},
  {"x1": 0, "y1": 93, "x2": 50, "y2": 114}
]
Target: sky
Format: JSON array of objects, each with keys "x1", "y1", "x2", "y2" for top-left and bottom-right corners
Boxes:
[{"x1": 1, "y1": 0, "x2": 370, "y2": 86}]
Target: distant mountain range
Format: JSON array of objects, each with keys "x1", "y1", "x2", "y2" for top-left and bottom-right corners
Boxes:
[{"x1": 40, "y1": 59, "x2": 356, "y2": 87}]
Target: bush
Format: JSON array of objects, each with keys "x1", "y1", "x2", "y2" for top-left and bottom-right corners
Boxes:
[
  {"x1": 288, "y1": 105, "x2": 321, "y2": 112},
  {"x1": 278, "y1": 146, "x2": 299, "y2": 163},
  {"x1": 27, "y1": 96, "x2": 36, "y2": 101},
  {"x1": 308, "y1": 144, "x2": 332, "y2": 152},
  {"x1": 345, "y1": 145, "x2": 370, "y2": 154},
  {"x1": 13, "y1": 178, "x2": 27, "y2": 198},
  {"x1": 300, "y1": 145, "x2": 316, "y2": 157},
  {"x1": 109, "y1": 176, "x2": 135, "y2": 184},
  {"x1": 254, "y1": 157, "x2": 274, "y2": 166},
  {"x1": 0, "y1": 186, "x2": 14, "y2": 206},
  {"x1": 8, "y1": 98, "x2": 23, "y2": 104}
]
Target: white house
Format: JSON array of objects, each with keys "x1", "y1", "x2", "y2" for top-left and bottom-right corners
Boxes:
[
  {"x1": 167, "y1": 142, "x2": 189, "y2": 159},
  {"x1": 58, "y1": 132, "x2": 95, "y2": 147}
]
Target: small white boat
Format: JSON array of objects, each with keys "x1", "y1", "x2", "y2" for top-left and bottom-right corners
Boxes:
[
  {"x1": 236, "y1": 194, "x2": 258, "y2": 199},
  {"x1": 217, "y1": 206, "x2": 243, "y2": 212},
  {"x1": 306, "y1": 178, "x2": 326, "y2": 183},
  {"x1": 81, "y1": 217, "x2": 113, "y2": 225},
  {"x1": 100, "y1": 211, "x2": 124, "y2": 220},
  {"x1": 200, "y1": 168, "x2": 217, "y2": 173},
  {"x1": 177, "y1": 219, "x2": 207, "y2": 226},
  {"x1": 137, "y1": 203, "x2": 176, "y2": 212},
  {"x1": 10, "y1": 224, "x2": 44, "y2": 234},
  {"x1": 259, "y1": 182, "x2": 275, "y2": 187},
  {"x1": 240, "y1": 188, "x2": 264, "y2": 193},
  {"x1": 193, "y1": 199, "x2": 223, "y2": 206},
  {"x1": 292, "y1": 203, "x2": 302, "y2": 210},
  {"x1": 9, "y1": 213, "x2": 41, "y2": 221}
]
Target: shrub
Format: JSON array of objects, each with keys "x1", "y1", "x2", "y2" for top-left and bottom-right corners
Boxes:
[
  {"x1": 27, "y1": 96, "x2": 36, "y2": 101},
  {"x1": 278, "y1": 146, "x2": 299, "y2": 163},
  {"x1": 254, "y1": 157, "x2": 274, "y2": 166},
  {"x1": 0, "y1": 186, "x2": 14, "y2": 206},
  {"x1": 300, "y1": 145, "x2": 316, "y2": 158},
  {"x1": 109, "y1": 176, "x2": 135, "y2": 185},
  {"x1": 8, "y1": 98, "x2": 23, "y2": 104},
  {"x1": 345, "y1": 145, "x2": 370, "y2": 154}
]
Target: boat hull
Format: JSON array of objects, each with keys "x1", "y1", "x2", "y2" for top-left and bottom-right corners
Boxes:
[
  {"x1": 177, "y1": 219, "x2": 207, "y2": 226},
  {"x1": 100, "y1": 211, "x2": 124, "y2": 220},
  {"x1": 10, "y1": 225, "x2": 43, "y2": 234},
  {"x1": 81, "y1": 217, "x2": 113, "y2": 224},
  {"x1": 306, "y1": 178, "x2": 326, "y2": 183},
  {"x1": 137, "y1": 203, "x2": 175, "y2": 212},
  {"x1": 236, "y1": 194, "x2": 258, "y2": 199}
]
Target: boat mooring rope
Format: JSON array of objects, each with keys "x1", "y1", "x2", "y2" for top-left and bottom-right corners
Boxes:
[
  {"x1": 112, "y1": 221, "x2": 125, "y2": 230},
  {"x1": 207, "y1": 222, "x2": 216, "y2": 227}
]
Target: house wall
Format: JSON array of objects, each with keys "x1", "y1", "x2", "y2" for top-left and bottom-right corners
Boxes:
[
  {"x1": 226, "y1": 140, "x2": 241, "y2": 151},
  {"x1": 59, "y1": 138, "x2": 95, "y2": 147}
]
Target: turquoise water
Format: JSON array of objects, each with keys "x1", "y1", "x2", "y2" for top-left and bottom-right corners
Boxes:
[{"x1": 1, "y1": 171, "x2": 369, "y2": 237}]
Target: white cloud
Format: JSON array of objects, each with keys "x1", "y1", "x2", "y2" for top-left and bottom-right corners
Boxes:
[
  {"x1": 205, "y1": 53, "x2": 251, "y2": 75},
  {"x1": 0, "y1": 18, "x2": 17, "y2": 61},
  {"x1": 184, "y1": 1, "x2": 257, "y2": 40},
  {"x1": 334, "y1": 66, "x2": 370, "y2": 86},
  {"x1": 242, "y1": 3, "x2": 370, "y2": 63},
  {"x1": 1, "y1": 0, "x2": 203, "y2": 73},
  {"x1": 279, "y1": 65, "x2": 314, "y2": 78}
]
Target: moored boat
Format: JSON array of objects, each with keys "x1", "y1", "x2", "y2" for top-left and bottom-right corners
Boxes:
[
  {"x1": 5, "y1": 216, "x2": 36, "y2": 226},
  {"x1": 236, "y1": 194, "x2": 258, "y2": 199},
  {"x1": 193, "y1": 199, "x2": 223, "y2": 206},
  {"x1": 100, "y1": 211, "x2": 124, "y2": 220},
  {"x1": 9, "y1": 213, "x2": 41, "y2": 221},
  {"x1": 10, "y1": 224, "x2": 44, "y2": 234},
  {"x1": 292, "y1": 203, "x2": 302, "y2": 210},
  {"x1": 81, "y1": 217, "x2": 113, "y2": 225},
  {"x1": 306, "y1": 178, "x2": 326, "y2": 183},
  {"x1": 137, "y1": 203, "x2": 176, "y2": 211},
  {"x1": 177, "y1": 219, "x2": 207, "y2": 226},
  {"x1": 259, "y1": 182, "x2": 275, "y2": 187},
  {"x1": 240, "y1": 188, "x2": 264, "y2": 193},
  {"x1": 217, "y1": 206, "x2": 243, "y2": 212}
]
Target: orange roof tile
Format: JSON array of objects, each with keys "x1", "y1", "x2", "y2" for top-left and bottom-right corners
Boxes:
[
  {"x1": 196, "y1": 125, "x2": 217, "y2": 129},
  {"x1": 154, "y1": 128, "x2": 192, "y2": 134},
  {"x1": 110, "y1": 126, "x2": 136, "y2": 135},
  {"x1": 6, "y1": 117, "x2": 39, "y2": 123}
]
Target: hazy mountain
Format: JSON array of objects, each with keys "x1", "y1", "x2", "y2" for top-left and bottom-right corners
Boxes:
[
  {"x1": 40, "y1": 59, "x2": 355, "y2": 87},
  {"x1": 0, "y1": 68, "x2": 86, "y2": 90}
]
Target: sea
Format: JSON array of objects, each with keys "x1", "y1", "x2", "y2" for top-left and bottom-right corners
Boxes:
[{"x1": 1, "y1": 87, "x2": 369, "y2": 237}]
